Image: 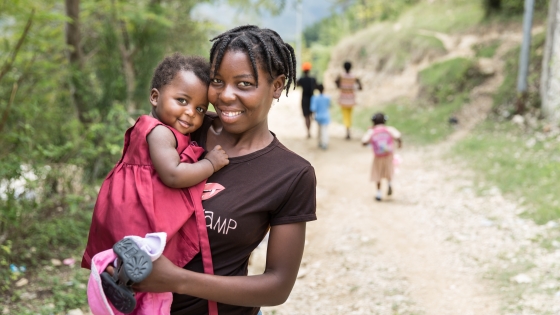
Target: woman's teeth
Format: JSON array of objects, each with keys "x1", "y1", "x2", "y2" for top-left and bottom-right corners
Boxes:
[{"x1": 222, "y1": 111, "x2": 242, "y2": 117}]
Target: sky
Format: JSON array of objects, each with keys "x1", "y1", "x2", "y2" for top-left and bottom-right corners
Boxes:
[{"x1": 192, "y1": 0, "x2": 334, "y2": 42}]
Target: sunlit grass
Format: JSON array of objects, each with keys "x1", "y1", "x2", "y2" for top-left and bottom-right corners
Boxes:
[{"x1": 453, "y1": 121, "x2": 560, "y2": 224}]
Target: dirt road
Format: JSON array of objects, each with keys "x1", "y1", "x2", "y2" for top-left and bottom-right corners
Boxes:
[{"x1": 249, "y1": 91, "x2": 559, "y2": 315}]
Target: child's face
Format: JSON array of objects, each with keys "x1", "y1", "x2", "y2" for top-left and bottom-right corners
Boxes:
[{"x1": 150, "y1": 70, "x2": 209, "y2": 134}]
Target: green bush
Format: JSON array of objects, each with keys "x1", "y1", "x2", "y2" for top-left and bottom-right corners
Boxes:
[{"x1": 418, "y1": 57, "x2": 484, "y2": 103}]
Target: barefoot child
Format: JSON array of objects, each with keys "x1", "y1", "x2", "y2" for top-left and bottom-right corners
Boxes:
[
  {"x1": 81, "y1": 54, "x2": 228, "y2": 314},
  {"x1": 310, "y1": 84, "x2": 331, "y2": 150},
  {"x1": 361, "y1": 112, "x2": 402, "y2": 201}
]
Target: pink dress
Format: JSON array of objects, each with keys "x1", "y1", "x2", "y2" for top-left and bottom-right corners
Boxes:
[{"x1": 81, "y1": 115, "x2": 217, "y2": 315}]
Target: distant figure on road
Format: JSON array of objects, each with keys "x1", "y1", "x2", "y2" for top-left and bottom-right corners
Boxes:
[
  {"x1": 335, "y1": 61, "x2": 362, "y2": 140},
  {"x1": 361, "y1": 112, "x2": 402, "y2": 201},
  {"x1": 297, "y1": 61, "x2": 317, "y2": 138},
  {"x1": 310, "y1": 84, "x2": 331, "y2": 150}
]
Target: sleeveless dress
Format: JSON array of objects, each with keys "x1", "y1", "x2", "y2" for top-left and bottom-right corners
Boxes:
[
  {"x1": 81, "y1": 115, "x2": 218, "y2": 315},
  {"x1": 337, "y1": 73, "x2": 358, "y2": 107}
]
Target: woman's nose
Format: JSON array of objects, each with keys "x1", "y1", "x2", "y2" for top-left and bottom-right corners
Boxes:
[{"x1": 219, "y1": 84, "x2": 236, "y2": 103}]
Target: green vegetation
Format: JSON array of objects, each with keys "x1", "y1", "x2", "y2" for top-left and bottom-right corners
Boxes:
[
  {"x1": 474, "y1": 40, "x2": 501, "y2": 58},
  {"x1": 453, "y1": 32, "x2": 559, "y2": 224},
  {"x1": 345, "y1": 57, "x2": 484, "y2": 144},
  {"x1": 493, "y1": 32, "x2": 546, "y2": 117},
  {"x1": 347, "y1": 97, "x2": 466, "y2": 144},
  {"x1": 0, "y1": 0, "x2": 282, "y2": 311},
  {"x1": 454, "y1": 121, "x2": 560, "y2": 224}
]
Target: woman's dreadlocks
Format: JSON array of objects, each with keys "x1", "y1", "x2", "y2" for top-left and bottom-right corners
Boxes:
[{"x1": 209, "y1": 25, "x2": 297, "y2": 96}]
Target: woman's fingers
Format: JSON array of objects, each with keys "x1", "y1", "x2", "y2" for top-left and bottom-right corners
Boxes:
[{"x1": 132, "y1": 255, "x2": 180, "y2": 293}]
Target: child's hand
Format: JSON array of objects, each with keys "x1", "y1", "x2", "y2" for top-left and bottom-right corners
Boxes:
[{"x1": 205, "y1": 145, "x2": 229, "y2": 172}]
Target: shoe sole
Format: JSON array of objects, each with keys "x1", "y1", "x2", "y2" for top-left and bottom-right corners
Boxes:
[
  {"x1": 113, "y1": 238, "x2": 153, "y2": 285},
  {"x1": 101, "y1": 271, "x2": 136, "y2": 314}
]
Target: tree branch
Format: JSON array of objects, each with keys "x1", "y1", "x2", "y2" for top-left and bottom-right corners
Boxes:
[
  {"x1": 0, "y1": 82, "x2": 19, "y2": 134},
  {"x1": 0, "y1": 9, "x2": 35, "y2": 83}
]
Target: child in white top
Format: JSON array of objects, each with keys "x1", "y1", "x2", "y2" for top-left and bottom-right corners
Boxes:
[{"x1": 361, "y1": 112, "x2": 402, "y2": 201}]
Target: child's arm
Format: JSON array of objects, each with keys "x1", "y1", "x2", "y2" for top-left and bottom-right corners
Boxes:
[
  {"x1": 361, "y1": 129, "x2": 373, "y2": 146},
  {"x1": 147, "y1": 125, "x2": 229, "y2": 188},
  {"x1": 310, "y1": 96, "x2": 317, "y2": 113}
]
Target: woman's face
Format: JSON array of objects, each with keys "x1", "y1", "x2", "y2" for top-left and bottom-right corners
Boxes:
[{"x1": 208, "y1": 50, "x2": 285, "y2": 135}]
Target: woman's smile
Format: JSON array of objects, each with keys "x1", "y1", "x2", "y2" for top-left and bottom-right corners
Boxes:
[{"x1": 220, "y1": 110, "x2": 244, "y2": 118}]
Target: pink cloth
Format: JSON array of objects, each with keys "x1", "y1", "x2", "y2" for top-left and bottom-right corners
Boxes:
[{"x1": 88, "y1": 248, "x2": 173, "y2": 315}]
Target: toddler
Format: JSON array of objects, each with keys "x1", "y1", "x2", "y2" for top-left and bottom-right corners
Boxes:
[
  {"x1": 81, "y1": 53, "x2": 228, "y2": 314},
  {"x1": 310, "y1": 84, "x2": 331, "y2": 150},
  {"x1": 361, "y1": 112, "x2": 402, "y2": 201}
]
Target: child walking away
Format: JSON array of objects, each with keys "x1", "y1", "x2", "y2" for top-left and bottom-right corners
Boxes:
[
  {"x1": 361, "y1": 112, "x2": 402, "y2": 201},
  {"x1": 310, "y1": 84, "x2": 331, "y2": 150},
  {"x1": 81, "y1": 54, "x2": 228, "y2": 315}
]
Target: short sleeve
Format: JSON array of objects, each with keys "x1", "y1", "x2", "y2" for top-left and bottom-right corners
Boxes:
[
  {"x1": 361, "y1": 128, "x2": 374, "y2": 143},
  {"x1": 270, "y1": 165, "x2": 317, "y2": 225},
  {"x1": 387, "y1": 126, "x2": 401, "y2": 139},
  {"x1": 310, "y1": 96, "x2": 317, "y2": 112}
]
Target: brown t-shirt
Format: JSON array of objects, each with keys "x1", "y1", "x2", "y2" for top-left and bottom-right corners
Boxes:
[{"x1": 171, "y1": 114, "x2": 317, "y2": 315}]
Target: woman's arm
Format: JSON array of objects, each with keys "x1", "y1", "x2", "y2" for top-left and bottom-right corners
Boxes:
[
  {"x1": 133, "y1": 222, "x2": 307, "y2": 306},
  {"x1": 147, "y1": 125, "x2": 228, "y2": 188},
  {"x1": 356, "y1": 78, "x2": 363, "y2": 90}
]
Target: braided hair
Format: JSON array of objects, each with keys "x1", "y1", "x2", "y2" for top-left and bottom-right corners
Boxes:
[{"x1": 209, "y1": 25, "x2": 296, "y2": 97}]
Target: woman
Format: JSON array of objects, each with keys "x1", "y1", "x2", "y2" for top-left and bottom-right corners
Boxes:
[
  {"x1": 335, "y1": 61, "x2": 362, "y2": 140},
  {"x1": 133, "y1": 25, "x2": 317, "y2": 315}
]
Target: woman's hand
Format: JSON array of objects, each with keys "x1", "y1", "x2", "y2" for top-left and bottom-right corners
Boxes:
[{"x1": 132, "y1": 255, "x2": 183, "y2": 293}]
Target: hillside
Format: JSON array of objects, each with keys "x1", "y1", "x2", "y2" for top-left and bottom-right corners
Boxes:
[{"x1": 317, "y1": 0, "x2": 560, "y2": 223}]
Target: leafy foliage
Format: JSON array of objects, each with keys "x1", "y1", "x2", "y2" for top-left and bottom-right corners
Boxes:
[{"x1": 0, "y1": 0, "x2": 213, "y2": 306}]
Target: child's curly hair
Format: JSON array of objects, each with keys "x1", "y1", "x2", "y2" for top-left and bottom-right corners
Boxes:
[
  {"x1": 372, "y1": 112, "x2": 387, "y2": 125},
  {"x1": 151, "y1": 53, "x2": 211, "y2": 90}
]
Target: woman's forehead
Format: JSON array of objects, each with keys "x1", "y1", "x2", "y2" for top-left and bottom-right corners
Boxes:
[{"x1": 212, "y1": 50, "x2": 264, "y2": 75}]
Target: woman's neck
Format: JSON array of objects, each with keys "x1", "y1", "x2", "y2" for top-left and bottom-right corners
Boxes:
[{"x1": 207, "y1": 119, "x2": 274, "y2": 158}]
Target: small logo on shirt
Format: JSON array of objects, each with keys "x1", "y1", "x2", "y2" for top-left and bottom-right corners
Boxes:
[{"x1": 202, "y1": 183, "x2": 225, "y2": 200}]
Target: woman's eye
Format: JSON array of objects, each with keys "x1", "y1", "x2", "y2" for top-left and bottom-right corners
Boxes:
[
  {"x1": 211, "y1": 78, "x2": 222, "y2": 84},
  {"x1": 178, "y1": 98, "x2": 187, "y2": 104},
  {"x1": 239, "y1": 81, "x2": 252, "y2": 87}
]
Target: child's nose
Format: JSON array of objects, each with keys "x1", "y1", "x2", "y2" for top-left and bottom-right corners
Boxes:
[{"x1": 184, "y1": 105, "x2": 194, "y2": 116}]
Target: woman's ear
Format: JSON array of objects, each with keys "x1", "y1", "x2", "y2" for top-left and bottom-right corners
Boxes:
[
  {"x1": 150, "y1": 88, "x2": 159, "y2": 107},
  {"x1": 272, "y1": 74, "x2": 286, "y2": 99}
]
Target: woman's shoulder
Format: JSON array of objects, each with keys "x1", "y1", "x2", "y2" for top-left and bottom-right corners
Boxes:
[{"x1": 271, "y1": 139, "x2": 314, "y2": 170}]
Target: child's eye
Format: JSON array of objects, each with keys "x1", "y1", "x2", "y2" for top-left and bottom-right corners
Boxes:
[
  {"x1": 178, "y1": 98, "x2": 187, "y2": 104},
  {"x1": 238, "y1": 81, "x2": 252, "y2": 87},
  {"x1": 196, "y1": 107, "x2": 206, "y2": 113}
]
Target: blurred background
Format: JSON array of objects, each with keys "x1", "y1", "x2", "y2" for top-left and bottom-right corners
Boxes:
[{"x1": 1, "y1": 0, "x2": 559, "y2": 313}]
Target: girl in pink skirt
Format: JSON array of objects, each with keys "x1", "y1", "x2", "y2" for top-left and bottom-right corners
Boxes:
[{"x1": 361, "y1": 112, "x2": 402, "y2": 201}]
